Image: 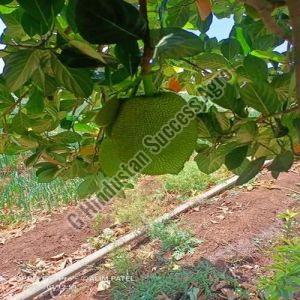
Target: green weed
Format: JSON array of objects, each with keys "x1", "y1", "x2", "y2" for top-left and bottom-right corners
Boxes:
[
  {"x1": 110, "y1": 248, "x2": 141, "y2": 276},
  {"x1": 259, "y1": 238, "x2": 300, "y2": 300},
  {"x1": 149, "y1": 222, "x2": 202, "y2": 260},
  {"x1": 112, "y1": 260, "x2": 247, "y2": 300}
]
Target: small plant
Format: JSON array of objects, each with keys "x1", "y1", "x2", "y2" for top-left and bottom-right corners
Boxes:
[
  {"x1": 112, "y1": 260, "x2": 247, "y2": 300},
  {"x1": 259, "y1": 238, "x2": 300, "y2": 300},
  {"x1": 278, "y1": 209, "x2": 299, "y2": 239},
  {"x1": 91, "y1": 213, "x2": 109, "y2": 233},
  {"x1": 149, "y1": 222, "x2": 203, "y2": 260},
  {"x1": 110, "y1": 248, "x2": 141, "y2": 276}
]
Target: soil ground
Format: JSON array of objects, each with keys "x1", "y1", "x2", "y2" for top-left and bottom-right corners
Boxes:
[{"x1": 0, "y1": 163, "x2": 299, "y2": 299}]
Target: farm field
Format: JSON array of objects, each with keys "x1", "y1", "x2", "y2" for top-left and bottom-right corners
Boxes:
[
  {"x1": 0, "y1": 158, "x2": 299, "y2": 299},
  {"x1": 1, "y1": 0, "x2": 300, "y2": 299}
]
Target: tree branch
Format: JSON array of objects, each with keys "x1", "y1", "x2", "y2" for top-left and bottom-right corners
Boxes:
[
  {"x1": 241, "y1": 0, "x2": 292, "y2": 43},
  {"x1": 286, "y1": 0, "x2": 300, "y2": 109},
  {"x1": 257, "y1": 105, "x2": 299, "y2": 122}
]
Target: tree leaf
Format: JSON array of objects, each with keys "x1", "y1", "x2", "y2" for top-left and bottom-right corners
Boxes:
[
  {"x1": 50, "y1": 53, "x2": 93, "y2": 97},
  {"x1": 26, "y1": 88, "x2": 45, "y2": 114},
  {"x1": 221, "y1": 38, "x2": 243, "y2": 61},
  {"x1": 236, "y1": 157, "x2": 266, "y2": 186},
  {"x1": 77, "y1": 175, "x2": 101, "y2": 198},
  {"x1": 3, "y1": 50, "x2": 40, "y2": 92},
  {"x1": 244, "y1": 54, "x2": 268, "y2": 82},
  {"x1": 52, "y1": 131, "x2": 82, "y2": 144},
  {"x1": 195, "y1": 148, "x2": 223, "y2": 174},
  {"x1": 21, "y1": 11, "x2": 49, "y2": 36},
  {"x1": 268, "y1": 151, "x2": 294, "y2": 174},
  {"x1": 36, "y1": 163, "x2": 59, "y2": 183},
  {"x1": 75, "y1": 0, "x2": 147, "y2": 44},
  {"x1": 69, "y1": 40, "x2": 106, "y2": 64},
  {"x1": 18, "y1": 0, "x2": 64, "y2": 33},
  {"x1": 194, "y1": 52, "x2": 229, "y2": 70},
  {"x1": 166, "y1": 0, "x2": 191, "y2": 27},
  {"x1": 225, "y1": 145, "x2": 248, "y2": 170},
  {"x1": 154, "y1": 29, "x2": 204, "y2": 59},
  {"x1": 240, "y1": 82, "x2": 282, "y2": 115},
  {"x1": 115, "y1": 40, "x2": 141, "y2": 76}
]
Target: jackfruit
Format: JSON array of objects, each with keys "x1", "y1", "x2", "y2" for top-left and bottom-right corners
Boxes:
[{"x1": 107, "y1": 92, "x2": 198, "y2": 175}]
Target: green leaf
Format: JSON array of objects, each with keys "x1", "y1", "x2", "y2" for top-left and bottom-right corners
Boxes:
[
  {"x1": 65, "y1": 0, "x2": 78, "y2": 33},
  {"x1": 195, "y1": 148, "x2": 223, "y2": 174},
  {"x1": 52, "y1": 131, "x2": 82, "y2": 144},
  {"x1": 268, "y1": 151, "x2": 294, "y2": 174},
  {"x1": 154, "y1": 29, "x2": 204, "y2": 59},
  {"x1": 3, "y1": 50, "x2": 40, "y2": 92},
  {"x1": 36, "y1": 163, "x2": 59, "y2": 183},
  {"x1": 212, "y1": 84, "x2": 246, "y2": 117},
  {"x1": 17, "y1": 0, "x2": 64, "y2": 33},
  {"x1": 0, "y1": 0, "x2": 14, "y2": 4},
  {"x1": 26, "y1": 88, "x2": 45, "y2": 114},
  {"x1": 194, "y1": 53, "x2": 229, "y2": 70},
  {"x1": 0, "y1": 9, "x2": 26, "y2": 40},
  {"x1": 68, "y1": 40, "x2": 106, "y2": 64},
  {"x1": 77, "y1": 174, "x2": 102, "y2": 198},
  {"x1": 50, "y1": 53, "x2": 93, "y2": 97},
  {"x1": 234, "y1": 26, "x2": 251, "y2": 55},
  {"x1": 166, "y1": 0, "x2": 191, "y2": 27},
  {"x1": 234, "y1": 122, "x2": 258, "y2": 144},
  {"x1": 236, "y1": 157, "x2": 266, "y2": 186},
  {"x1": 225, "y1": 145, "x2": 248, "y2": 170},
  {"x1": 221, "y1": 38, "x2": 243, "y2": 61},
  {"x1": 115, "y1": 40, "x2": 141, "y2": 76},
  {"x1": 197, "y1": 13, "x2": 213, "y2": 33},
  {"x1": 240, "y1": 82, "x2": 281, "y2": 115},
  {"x1": 75, "y1": 0, "x2": 147, "y2": 44},
  {"x1": 21, "y1": 11, "x2": 49, "y2": 36},
  {"x1": 58, "y1": 46, "x2": 103, "y2": 69},
  {"x1": 251, "y1": 50, "x2": 285, "y2": 63},
  {"x1": 244, "y1": 55, "x2": 268, "y2": 82},
  {"x1": 95, "y1": 98, "x2": 120, "y2": 127}
]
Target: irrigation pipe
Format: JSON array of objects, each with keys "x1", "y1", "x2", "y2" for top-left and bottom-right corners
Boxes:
[{"x1": 11, "y1": 174, "x2": 240, "y2": 300}]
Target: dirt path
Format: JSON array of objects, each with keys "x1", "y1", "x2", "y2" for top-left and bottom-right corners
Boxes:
[{"x1": 0, "y1": 165, "x2": 299, "y2": 299}]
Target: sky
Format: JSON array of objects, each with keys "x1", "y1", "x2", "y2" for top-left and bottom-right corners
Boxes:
[{"x1": 0, "y1": 16, "x2": 286, "y2": 73}]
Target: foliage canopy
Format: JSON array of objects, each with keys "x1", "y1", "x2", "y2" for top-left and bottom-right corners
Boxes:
[{"x1": 0, "y1": 0, "x2": 299, "y2": 197}]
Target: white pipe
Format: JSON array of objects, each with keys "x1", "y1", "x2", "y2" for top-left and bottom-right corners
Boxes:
[{"x1": 11, "y1": 175, "x2": 238, "y2": 300}]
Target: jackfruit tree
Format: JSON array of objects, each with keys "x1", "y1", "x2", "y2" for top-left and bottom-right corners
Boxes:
[{"x1": 0, "y1": 0, "x2": 299, "y2": 198}]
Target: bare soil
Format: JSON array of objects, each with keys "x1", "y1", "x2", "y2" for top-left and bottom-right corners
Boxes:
[{"x1": 0, "y1": 164, "x2": 299, "y2": 299}]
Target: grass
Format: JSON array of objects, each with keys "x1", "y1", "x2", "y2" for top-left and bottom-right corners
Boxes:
[
  {"x1": 110, "y1": 248, "x2": 141, "y2": 276},
  {"x1": 161, "y1": 161, "x2": 231, "y2": 197},
  {"x1": 104, "y1": 161, "x2": 231, "y2": 229},
  {"x1": 110, "y1": 186, "x2": 168, "y2": 228},
  {"x1": 0, "y1": 154, "x2": 79, "y2": 225},
  {"x1": 112, "y1": 260, "x2": 248, "y2": 300},
  {"x1": 149, "y1": 221, "x2": 202, "y2": 261}
]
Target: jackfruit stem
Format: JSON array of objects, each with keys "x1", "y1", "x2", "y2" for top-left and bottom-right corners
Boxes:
[
  {"x1": 140, "y1": 0, "x2": 155, "y2": 96},
  {"x1": 142, "y1": 73, "x2": 155, "y2": 97}
]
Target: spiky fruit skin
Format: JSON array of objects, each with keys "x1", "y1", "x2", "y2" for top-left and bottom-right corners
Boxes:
[{"x1": 110, "y1": 92, "x2": 198, "y2": 175}]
